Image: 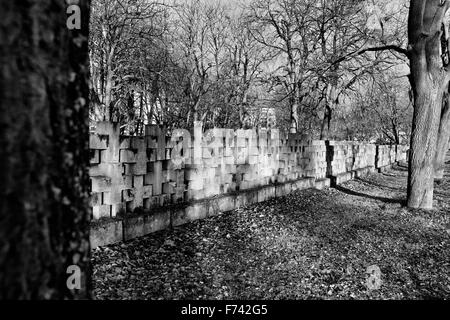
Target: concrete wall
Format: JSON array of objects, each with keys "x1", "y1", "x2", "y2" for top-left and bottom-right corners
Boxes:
[
  {"x1": 326, "y1": 141, "x2": 377, "y2": 185},
  {"x1": 89, "y1": 121, "x2": 407, "y2": 248}
]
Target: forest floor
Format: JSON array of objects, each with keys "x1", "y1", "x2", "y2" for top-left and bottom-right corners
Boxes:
[{"x1": 92, "y1": 157, "x2": 450, "y2": 300}]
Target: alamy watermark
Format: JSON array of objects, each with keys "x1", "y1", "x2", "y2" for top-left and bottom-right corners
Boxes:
[
  {"x1": 66, "y1": 0, "x2": 81, "y2": 30},
  {"x1": 366, "y1": 265, "x2": 382, "y2": 290},
  {"x1": 66, "y1": 265, "x2": 81, "y2": 290}
]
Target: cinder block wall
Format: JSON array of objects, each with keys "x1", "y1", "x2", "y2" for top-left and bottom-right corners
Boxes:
[
  {"x1": 89, "y1": 121, "x2": 407, "y2": 247},
  {"x1": 327, "y1": 141, "x2": 376, "y2": 174}
]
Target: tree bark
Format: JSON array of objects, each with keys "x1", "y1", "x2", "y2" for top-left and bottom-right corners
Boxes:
[
  {"x1": 320, "y1": 65, "x2": 339, "y2": 140},
  {"x1": 0, "y1": 0, "x2": 91, "y2": 299},
  {"x1": 407, "y1": 81, "x2": 444, "y2": 209},
  {"x1": 105, "y1": 59, "x2": 113, "y2": 121},
  {"x1": 239, "y1": 88, "x2": 249, "y2": 128},
  {"x1": 104, "y1": 43, "x2": 116, "y2": 121},
  {"x1": 290, "y1": 100, "x2": 299, "y2": 133},
  {"x1": 138, "y1": 92, "x2": 144, "y2": 135},
  {"x1": 320, "y1": 104, "x2": 332, "y2": 140},
  {"x1": 406, "y1": 0, "x2": 449, "y2": 209},
  {"x1": 289, "y1": 84, "x2": 300, "y2": 134},
  {"x1": 434, "y1": 95, "x2": 450, "y2": 181}
]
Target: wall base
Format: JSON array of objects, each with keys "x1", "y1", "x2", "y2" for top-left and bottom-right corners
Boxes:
[{"x1": 90, "y1": 176, "x2": 330, "y2": 248}]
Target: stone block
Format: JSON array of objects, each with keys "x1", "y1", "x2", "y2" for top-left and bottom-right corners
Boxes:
[
  {"x1": 314, "y1": 178, "x2": 330, "y2": 190},
  {"x1": 186, "y1": 188, "x2": 205, "y2": 201},
  {"x1": 123, "y1": 216, "x2": 144, "y2": 240},
  {"x1": 235, "y1": 189, "x2": 258, "y2": 208},
  {"x1": 91, "y1": 176, "x2": 112, "y2": 192},
  {"x1": 90, "y1": 149, "x2": 100, "y2": 164},
  {"x1": 90, "y1": 192, "x2": 102, "y2": 207},
  {"x1": 119, "y1": 149, "x2": 136, "y2": 163},
  {"x1": 142, "y1": 212, "x2": 171, "y2": 235},
  {"x1": 90, "y1": 219, "x2": 123, "y2": 248},
  {"x1": 331, "y1": 172, "x2": 354, "y2": 186},
  {"x1": 257, "y1": 188, "x2": 267, "y2": 202},
  {"x1": 111, "y1": 203, "x2": 125, "y2": 217},
  {"x1": 119, "y1": 137, "x2": 131, "y2": 149},
  {"x1": 172, "y1": 203, "x2": 208, "y2": 227},
  {"x1": 89, "y1": 134, "x2": 108, "y2": 149},
  {"x1": 93, "y1": 205, "x2": 111, "y2": 219},
  {"x1": 103, "y1": 189, "x2": 122, "y2": 205}
]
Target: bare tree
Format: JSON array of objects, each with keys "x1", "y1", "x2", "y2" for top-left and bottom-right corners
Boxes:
[
  {"x1": 248, "y1": 0, "x2": 320, "y2": 133},
  {"x1": 174, "y1": 0, "x2": 214, "y2": 125},
  {"x1": 314, "y1": 0, "x2": 409, "y2": 140},
  {"x1": 90, "y1": 0, "x2": 166, "y2": 121},
  {"x1": 333, "y1": 0, "x2": 448, "y2": 209},
  {"x1": 224, "y1": 11, "x2": 274, "y2": 128}
]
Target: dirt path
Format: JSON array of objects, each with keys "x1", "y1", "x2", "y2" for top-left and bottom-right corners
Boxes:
[{"x1": 92, "y1": 157, "x2": 450, "y2": 300}]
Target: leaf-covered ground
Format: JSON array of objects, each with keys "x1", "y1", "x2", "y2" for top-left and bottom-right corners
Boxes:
[{"x1": 92, "y1": 159, "x2": 450, "y2": 300}]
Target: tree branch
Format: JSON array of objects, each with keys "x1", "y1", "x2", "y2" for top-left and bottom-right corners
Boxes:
[{"x1": 329, "y1": 44, "x2": 409, "y2": 68}]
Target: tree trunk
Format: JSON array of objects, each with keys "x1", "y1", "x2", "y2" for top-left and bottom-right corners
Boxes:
[
  {"x1": 0, "y1": 0, "x2": 91, "y2": 299},
  {"x1": 100, "y1": 56, "x2": 105, "y2": 103},
  {"x1": 434, "y1": 96, "x2": 450, "y2": 181},
  {"x1": 105, "y1": 63, "x2": 113, "y2": 121},
  {"x1": 192, "y1": 99, "x2": 200, "y2": 124},
  {"x1": 392, "y1": 120, "x2": 400, "y2": 145},
  {"x1": 320, "y1": 69, "x2": 338, "y2": 140},
  {"x1": 239, "y1": 89, "x2": 249, "y2": 128},
  {"x1": 104, "y1": 45, "x2": 115, "y2": 121},
  {"x1": 290, "y1": 101, "x2": 299, "y2": 133},
  {"x1": 290, "y1": 85, "x2": 300, "y2": 134},
  {"x1": 406, "y1": 0, "x2": 449, "y2": 209},
  {"x1": 320, "y1": 104, "x2": 332, "y2": 140},
  {"x1": 138, "y1": 92, "x2": 144, "y2": 135},
  {"x1": 407, "y1": 81, "x2": 444, "y2": 208}
]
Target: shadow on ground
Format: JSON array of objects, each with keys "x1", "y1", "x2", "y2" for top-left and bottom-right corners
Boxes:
[{"x1": 92, "y1": 162, "x2": 450, "y2": 300}]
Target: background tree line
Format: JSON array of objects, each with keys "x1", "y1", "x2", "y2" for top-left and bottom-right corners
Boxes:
[{"x1": 89, "y1": 0, "x2": 412, "y2": 143}]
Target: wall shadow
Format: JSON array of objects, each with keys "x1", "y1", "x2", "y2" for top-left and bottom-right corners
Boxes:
[
  {"x1": 334, "y1": 185, "x2": 405, "y2": 205},
  {"x1": 355, "y1": 177, "x2": 406, "y2": 193}
]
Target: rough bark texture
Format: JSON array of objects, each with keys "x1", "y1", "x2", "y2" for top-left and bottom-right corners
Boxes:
[
  {"x1": 407, "y1": 0, "x2": 449, "y2": 209},
  {"x1": 290, "y1": 100, "x2": 299, "y2": 134},
  {"x1": 434, "y1": 96, "x2": 450, "y2": 181},
  {"x1": 319, "y1": 104, "x2": 331, "y2": 140},
  {"x1": 105, "y1": 55, "x2": 113, "y2": 121},
  {"x1": 0, "y1": 0, "x2": 91, "y2": 299},
  {"x1": 320, "y1": 69, "x2": 338, "y2": 140},
  {"x1": 433, "y1": 8, "x2": 450, "y2": 182}
]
